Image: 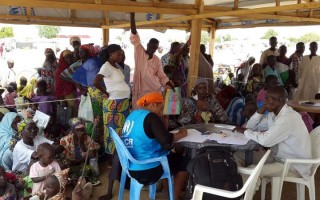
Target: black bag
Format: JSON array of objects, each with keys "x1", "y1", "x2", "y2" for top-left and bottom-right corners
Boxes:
[
  {"x1": 56, "y1": 103, "x2": 72, "y2": 126},
  {"x1": 187, "y1": 147, "x2": 243, "y2": 200}
]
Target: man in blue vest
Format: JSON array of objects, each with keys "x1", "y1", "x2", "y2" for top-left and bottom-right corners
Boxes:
[{"x1": 122, "y1": 92, "x2": 187, "y2": 200}]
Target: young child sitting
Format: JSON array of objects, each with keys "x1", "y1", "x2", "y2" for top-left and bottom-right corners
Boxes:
[
  {"x1": 3, "y1": 85, "x2": 17, "y2": 110},
  {"x1": 31, "y1": 169, "x2": 69, "y2": 200},
  {"x1": 0, "y1": 166, "x2": 16, "y2": 199},
  {"x1": 29, "y1": 143, "x2": 61, "y2": 195}
]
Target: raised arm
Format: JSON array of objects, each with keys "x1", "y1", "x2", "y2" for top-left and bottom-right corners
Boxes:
[{"x1": 130, "y1": 13, "x2": 137, "y2": 35}]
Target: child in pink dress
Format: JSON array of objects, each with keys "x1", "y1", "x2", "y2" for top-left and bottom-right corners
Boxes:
[
  {"x1": 3, "y1": 85, "x2": 17, "y2": 109},
  {"x1": 29, "y1": 143, "x2": 61, "y2": 195}
]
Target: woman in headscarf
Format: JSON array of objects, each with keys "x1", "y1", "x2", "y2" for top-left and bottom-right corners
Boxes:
[
  {"x1": 93, "y1": 44, "x2": 130, "y2": 155},
  {"x1": 0, "y1": 112, "x2": 21, "y2": 170},
  {"x1": 178, "y1": 78, "x2": 229, "y2": 126},
  {"x1": 54, "y1": 50, "x2": 76, "y2": 116},
  {"x1": 41, "y1": 48, "x2": 58, "y2": 94},
  {"x1": 59, "y1": 118, "x2": 100, "y2": 184}
]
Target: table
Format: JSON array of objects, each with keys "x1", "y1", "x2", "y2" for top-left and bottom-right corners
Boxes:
[
  {"x1": 176, "y1": 123, "x2": 260, "y2": 166},
  {"x1": 287, "y1": 100, "x2": 320, "y2": 113}
]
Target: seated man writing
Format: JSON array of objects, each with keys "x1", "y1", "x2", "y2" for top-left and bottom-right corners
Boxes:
[
  {"x1": 121, "y1": 92, "x2": 187, "y2": 200},
  {"x1": 233, "y1": 86, "x2": 312, "y2": 180}
]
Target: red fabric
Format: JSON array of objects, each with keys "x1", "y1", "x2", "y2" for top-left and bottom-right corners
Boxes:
[
  {"x1": 215, "y1": 86, "x2": 237, "y2": 110},
  {"x1": 80, "y1": 44, "x2": 98, "y2": 58},
  {"x1": 54, "y1": 53, "x2": 76, "y2": 98}
]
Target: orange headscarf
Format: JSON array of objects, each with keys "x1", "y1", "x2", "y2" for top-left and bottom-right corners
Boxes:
[{"x1": 137, "y1": 92, "x2": 164, "y2": 107}]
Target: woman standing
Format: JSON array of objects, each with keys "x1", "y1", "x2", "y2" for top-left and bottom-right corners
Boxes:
[
  {"x1": 41, "y1": 48, "x2": 58, "y2": 94},
  {"x1": 54, "y1": 50, "x2": 76, "y2": 116},
  {"x1": 94, "y1": 44, "x2": 130, "y2": 155}
]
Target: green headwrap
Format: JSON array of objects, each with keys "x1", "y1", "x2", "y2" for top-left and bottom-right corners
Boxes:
[{"x1": 17, "y1": 119, "x2": 33, "y2": 133}]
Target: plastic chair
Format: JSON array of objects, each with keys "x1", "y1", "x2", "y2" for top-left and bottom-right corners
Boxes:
[
  {"x1": 191, "y1": 150, "x2": 271, "y2": 200},
  {"x1": 261, "y1": 126, "x2": 320, "y2": 200},
  {"x1": 109, "y1": 127, "x2": 174, "y2": 200}
]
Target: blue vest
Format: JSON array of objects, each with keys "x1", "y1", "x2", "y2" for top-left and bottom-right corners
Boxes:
[{"x1": 122, "y1": 109, "x2": 167, "y2": 170}]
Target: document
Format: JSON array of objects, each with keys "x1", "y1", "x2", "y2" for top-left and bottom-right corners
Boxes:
[{"x1": 33, "y1": 110, "x2": 50, "y2": 129}]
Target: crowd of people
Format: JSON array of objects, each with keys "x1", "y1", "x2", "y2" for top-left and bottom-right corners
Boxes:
[{"x1": 0, "y1": 12, "x2": 318, "y2": 200}]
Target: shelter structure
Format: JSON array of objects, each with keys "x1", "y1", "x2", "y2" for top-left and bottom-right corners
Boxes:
[{"x1": 1, "y1": 0, "x2": 320, "y2": 92}]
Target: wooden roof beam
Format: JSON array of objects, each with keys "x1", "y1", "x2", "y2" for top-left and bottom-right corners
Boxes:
[
  {"x1": 102, "y1": 2, "x2": 320, "y2": 29},
  {"x1": 218, "y1": 21, "x2": 319, "y2": 29},
  {"x1": 234, "y1": 0, "x2": 239, "y2": 10},
  {"x1": 0, "y1": 0, "x2": 197, "y2": 15}
]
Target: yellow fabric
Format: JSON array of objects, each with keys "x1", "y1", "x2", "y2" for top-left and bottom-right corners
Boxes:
[
  {"x1": 18, "y1": 78, "x2": 37, "y2": 99},
  {"x1": 137, "y1": 92, "x2": 164, "y2": 107}
]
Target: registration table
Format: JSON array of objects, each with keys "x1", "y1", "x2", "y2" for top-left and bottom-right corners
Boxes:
[
  {"x1": 287, "y1": 100, "x2": 320, "y2": 113},
  {"x1": 175, "y1": 123, "x2": 260, "y2": 166}
]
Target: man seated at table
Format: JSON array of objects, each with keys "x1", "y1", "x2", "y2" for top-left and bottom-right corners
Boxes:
[
  {"x1": 234, "y1": 86, "x2": 312, "y2": 182},
  {"x1": 179, "y1": 78, "x2": 229, "y2": 125},
  {"x1": 121, "y1": 92, "x2": 188, "y2": 200}
]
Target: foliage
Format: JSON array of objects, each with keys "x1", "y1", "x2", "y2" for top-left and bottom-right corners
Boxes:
[
  {"x1": 261, "y1": 29, "x2": 278, "y2": 39},
  {"x1": 37, "y1": 26, "x2": 60, "y2": 39},
  {"x1": 299, "y1": 32, "x2": 320, "y2": 43},
  {"x1": 201, "y1": 31, "x2": 210, "y2": 44},
  {"x1": 0, "y1": 27, "x2": 14, "y2": 38},
  {"x1": 222, "y1": 34, "x2": 232, "y2": 42}
]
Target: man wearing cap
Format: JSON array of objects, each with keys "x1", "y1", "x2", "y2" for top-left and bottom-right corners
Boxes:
[
  {"x1": 121, "y1": 92, "x2": 187, "y2": 200},
  {"x1": 69, "y1": 36, "x2": 81, "y2": 61}
]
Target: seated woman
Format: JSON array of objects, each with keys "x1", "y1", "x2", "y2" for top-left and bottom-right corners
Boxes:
[
  {"x1": 0, "y1": 112, "x2": 21, "y2": 171},
  {"x1": 12, "y1": 119, "x2": 64, "y2": 173},
  {"x1": 179, "y1": 78, "x2": 229, "y2": 126},
  {"x1": 121, "y1": 92, "x2": 187, "y2": 200},
  {"x1": 60, "y1": 118, "x2": 100, "y2": 185}
]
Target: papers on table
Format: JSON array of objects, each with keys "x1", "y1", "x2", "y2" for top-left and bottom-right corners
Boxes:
[
  {"x1": 172, "y1": 129, "x2": 250, "y2": 145},
  {"x1": 33, "y1": 110, "x2": 50, "y2": 129}
]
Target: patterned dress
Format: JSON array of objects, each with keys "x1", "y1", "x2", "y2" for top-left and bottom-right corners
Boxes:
[
  {"x1": 41, "y1": 61, "x2": 57, "y2": 94},
  {"x1": 103, "y1": 98, "x2": 130, "y2": 154}
]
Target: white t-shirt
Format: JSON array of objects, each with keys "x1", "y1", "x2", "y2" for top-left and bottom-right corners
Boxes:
[
  {"x1": 98, "y1": 62, "x2": 130, "y2": 99},
  {"x1": 12, "y1": 135, "x2": 53, "y2": 172}
]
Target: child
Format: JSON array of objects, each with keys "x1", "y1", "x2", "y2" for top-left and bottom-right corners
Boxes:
[
  {"x1": 245, "y1": 63, "x2": 263, "y2": 97},
  {"x1": 256, "y1": 75, "x2": 279, "y2": 108},
  {"x1": 29, "y1": 143, "x2": 61, "y2": 195},
  {"x1": 32, "y1": 79, "x2": 56, "y2": 116},
  {"x1": 31, "y1": 169, "x2": 69, "y2": 200},
  {"x1": 3, "y1": 85, "x2": 17, "y2": 109},
  {"x1": 0, "y1": 166, "x2": 16, "y2": 199},
  {"x1": 263, "y1": 55, "x2": 283, "y2": 85}
]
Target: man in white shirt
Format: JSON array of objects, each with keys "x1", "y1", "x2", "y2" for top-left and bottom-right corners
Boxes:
[
  {"x1": 234, "y1": 86, "x2": 312, "y2": 179},
  {"x1": 259, "y1": 37, "x2": 280, "y2": 68}
]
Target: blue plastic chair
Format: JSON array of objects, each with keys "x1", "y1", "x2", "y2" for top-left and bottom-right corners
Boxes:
[{"x1": 109, "y1": 127, "x2": 174, "y2": 200}]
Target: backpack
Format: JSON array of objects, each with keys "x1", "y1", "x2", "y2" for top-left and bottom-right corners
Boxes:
[{"x1": 186, "y1": 147, "x2": 243, "y2": 200}]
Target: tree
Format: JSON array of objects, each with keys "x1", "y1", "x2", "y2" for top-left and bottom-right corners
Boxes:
[
  {"x1": 0, "y1": 27, "x2": 14, "y2": 38},
  {"x1": 299, "y1": 32, "x2": 320, "y2": 43},
  {"x1": 38, "y1": 26, "x2": 60, "y2": 39},
  {"x1": 201, "y1": 31, "x2": 210, "y2": 44},
  {"x1": 261, "y1": 29, "x2": 278, "y2": 39}
]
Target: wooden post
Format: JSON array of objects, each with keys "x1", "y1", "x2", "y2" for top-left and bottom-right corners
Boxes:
[
  {"x1": 102, "y1": 11, "x2": 109, "y2": 46},
  {"x1": 209, "y1": 24, "x2": 216, "y2": 60}
]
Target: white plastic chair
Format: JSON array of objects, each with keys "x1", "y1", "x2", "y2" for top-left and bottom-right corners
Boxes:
[
  {"x1": 261, "y1": 126, "x2": 320, "y2": 200},
  {"x1": 191, "y1": 150, "x2": 271, "y2": 200}
]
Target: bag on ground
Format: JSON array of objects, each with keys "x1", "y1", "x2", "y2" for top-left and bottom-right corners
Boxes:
[{"x1": 187, "y1": 147, "x2": 243, "y2": 200}]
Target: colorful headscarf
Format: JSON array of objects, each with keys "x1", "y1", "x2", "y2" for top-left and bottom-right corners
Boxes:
[
  {"x1": 69, "y1": 36, "x2": 81, "y2": 45},
  {"x1": 80, "y1": 44, "x2": 98, "y2": 58},
  {"x1": 137, "y1": 92, "x2": 164, "y2": 107},
  {"x1": 62, "y1": 50, "x2": 72, "y2": 58},
  {"x1": 18, "y1": 118, "x2": 33, "y2": 133},
  {"x1": 45, "y1": 48, "x2": 54, "y2": 56},
  {"x1": 54, "y1": 168, "x2": 69, "y2": 193},
  {"x1": 69, "y1": 118, "x2": 85, "y2": 129}
]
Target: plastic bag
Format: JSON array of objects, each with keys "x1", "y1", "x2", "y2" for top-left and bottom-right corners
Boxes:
[
  {"x1": 78, "y1": 95, "x2": 94, "y2": 122},
  {"x1": 89, "y1": 157, "x2": 99, "y2": 176}
]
